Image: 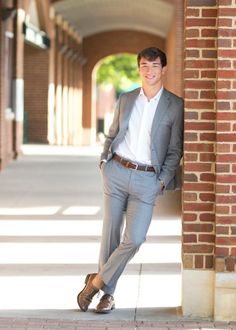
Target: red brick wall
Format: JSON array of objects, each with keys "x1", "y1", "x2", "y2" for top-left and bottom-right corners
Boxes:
[
  {"x1": 183, "y1": 0, "x2": 217, "y2": 270},
  {"x1": 24, "y1": 43, "x2": 49, "y2": 143},
  {"x1": 215, "y1": 0, "x2": 236, "y2": 271},
  {"x1": 184, "y1": 0, "x2": 236, "y2": 272}
]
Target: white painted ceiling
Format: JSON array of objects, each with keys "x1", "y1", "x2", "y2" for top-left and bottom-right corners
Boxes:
[{"x1": 53, "y1": 0, "x2": 174, "y2": 39}]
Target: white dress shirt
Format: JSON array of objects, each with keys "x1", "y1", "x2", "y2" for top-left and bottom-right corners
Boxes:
[{"x1": 115, "y1": 87, "x2": 163, "y2": 165}]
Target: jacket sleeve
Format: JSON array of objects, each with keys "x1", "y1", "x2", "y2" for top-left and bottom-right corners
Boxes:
[
  {"x1": 158, "y1": 98, "x2": 184, "y2": 187},
  {"x1": 100, "y1": 96, "x2": 121, "y2": 161}
]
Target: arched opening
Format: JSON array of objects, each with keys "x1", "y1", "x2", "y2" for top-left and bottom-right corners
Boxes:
[
  {"x1": 82, "y1": 30, "x2": 165, "y2": 145},
  {"x1": 92, "y1": 53, "x2": 141, "y2": 144}
]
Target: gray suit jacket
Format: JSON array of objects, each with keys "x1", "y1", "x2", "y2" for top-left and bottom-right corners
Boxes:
[{"x1": 100, "y1": 87, "x2": 184, "y2": 190}]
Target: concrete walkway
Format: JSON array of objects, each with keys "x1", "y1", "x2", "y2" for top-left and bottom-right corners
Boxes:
[{"x1": 0, "y1": 145, "x2": 233, "y2": 330}]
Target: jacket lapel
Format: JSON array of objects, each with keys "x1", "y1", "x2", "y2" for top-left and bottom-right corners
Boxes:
[
  {"x1": 111, "y1": 88, "x2": 140, "y2": 150},
  {"x1": 122, "y1": 88, "x2": 140, "y2": 130},
  {"x1": 151, "y1": 88, "x2": 170, "y2": 138}
]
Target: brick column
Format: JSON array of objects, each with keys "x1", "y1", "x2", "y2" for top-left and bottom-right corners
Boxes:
[
  {"x1": 47, "y1": 6, "x2": 56, "y2": 144},
  {"x1": 183, "y1": 0, "x2": 236, "y2": 320},
  {"x1": 52, "y1": 16, "x2": 83, "y2": 146},
  {"x1": 0, "y1": 4, "x2": 5, "y2": 169},
  {"x1": 183, "y1": 0, "x2": 217, "y2": 317},
  {"x1": 67, "y1": 33, "x2": 74, "y2": 145},
  {"x1": 24, "y1": 44, "x2": 49, "y2": 143},
  {"x1": 24, "y1": 0, "x2": 51, "y2": 144},
  {"x1": 12, "y1": 0, "x2": 25, "y2": 158},
  {"x1": 61, "y1": 21, "x2": 69, "y2": 145},
  {"x1": 54, "y1": 18, "x2": 63, "y2": 145},
  {"x1": 214, "y1": 0, "x2": 236, "y2": 321},
  {"x1": 71, "y1": 33, "x2": 84, "y2": 145}
]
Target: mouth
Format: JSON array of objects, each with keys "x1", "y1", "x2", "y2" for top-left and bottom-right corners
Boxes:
[{"x1": 145, "y1": 75, "x2": 155, "y2": 80}]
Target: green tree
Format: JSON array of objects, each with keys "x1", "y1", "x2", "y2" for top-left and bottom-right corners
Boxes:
[{"x1": 96, "y1": 53, "x2": 140, "y2": 93}]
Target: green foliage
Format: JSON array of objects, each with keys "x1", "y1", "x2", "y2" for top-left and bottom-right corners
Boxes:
[{"x1": 96, "y1": 53, "x2": 140, "y2": 93}]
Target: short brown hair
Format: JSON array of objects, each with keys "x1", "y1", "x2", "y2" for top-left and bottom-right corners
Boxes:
[{"x1": 137, "y1": 47, "x2": 167, "y2": 68}]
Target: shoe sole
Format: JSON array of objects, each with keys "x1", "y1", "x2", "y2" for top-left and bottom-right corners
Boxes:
[{"x1": 94, "y1": 304, "x2": 115, "y2": 314}]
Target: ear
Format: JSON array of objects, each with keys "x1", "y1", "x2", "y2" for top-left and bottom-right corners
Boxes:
[{"x1": 162, "y1": 66, "x2": 167, "y2": 76}]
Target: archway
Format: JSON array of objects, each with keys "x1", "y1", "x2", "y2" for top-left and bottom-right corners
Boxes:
[
  {"x1": 82, "y1": 30, "x2": 165, "y2": 144},
  {"x1": 93, "y1": 52, "x2": 141, "y2": 143}
]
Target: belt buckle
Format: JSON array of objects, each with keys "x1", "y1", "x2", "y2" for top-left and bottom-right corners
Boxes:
[{"x1": 125, "y1": 161, "x2": 130, "y2": 168}]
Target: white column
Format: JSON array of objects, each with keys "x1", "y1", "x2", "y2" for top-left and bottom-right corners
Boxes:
[
  {"x1": 182, "y1": 270, "x2": 214, "y2": 318},
  {"x1": 12, "y1": 79, "x2": 24, "y2": 122},
  {"x1": 214, "y1": 273, "x2": 236, "y2": 321}
]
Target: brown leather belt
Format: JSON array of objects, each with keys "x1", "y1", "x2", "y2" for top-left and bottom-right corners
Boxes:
[{"x1": 113, "y1": 153, "x2": 155, "y2": 172}]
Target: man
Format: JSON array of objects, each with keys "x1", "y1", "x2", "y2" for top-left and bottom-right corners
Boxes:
[{"x1": 77, "y1": 47, "x2": 184, "y2": 313}]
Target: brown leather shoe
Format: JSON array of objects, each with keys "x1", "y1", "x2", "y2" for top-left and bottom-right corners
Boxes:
[
  {"x1": 95, "y1": 294, "x2": 115, "y2": 314},
  {"x1": 77, "y1": 273, "x2": 99, "y2": 312}
]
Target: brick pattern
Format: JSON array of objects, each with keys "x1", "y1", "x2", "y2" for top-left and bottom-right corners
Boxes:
[
  {"x1": 13, "y1": 0, "x2": 25, "y2": 157},
  {"x1": 215, "y1": 255, "x2": 236, "y2": 272},
  {"x1": 183, "y1": 0, "x2": 217, "y2": 270},
  {"x1": 24, "y1": 44, "x2": 49, "y2": 144},
  {"x1": 215, "y1": 0, "x2": 236, "y2": 263}
]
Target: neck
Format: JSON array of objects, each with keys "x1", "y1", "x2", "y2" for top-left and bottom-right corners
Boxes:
[{"x1": 142, "y1": 84, "x2": 163, "y2": 101}]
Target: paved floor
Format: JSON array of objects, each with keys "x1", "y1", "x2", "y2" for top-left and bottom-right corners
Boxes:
[{"x1": 0, "y1": 145, "x2": 234, "y2": 330}]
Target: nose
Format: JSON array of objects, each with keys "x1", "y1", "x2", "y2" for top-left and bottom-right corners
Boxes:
[{"x1": 145, "y1": 66, "x2": 153, "y2": 73}]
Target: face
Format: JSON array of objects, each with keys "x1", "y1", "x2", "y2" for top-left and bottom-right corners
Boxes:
[{"x1": 138, "y1": 56, "x2": 166, "y2": 87}]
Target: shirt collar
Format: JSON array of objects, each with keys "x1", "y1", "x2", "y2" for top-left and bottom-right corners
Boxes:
[{"x1": 139, "y1": 86, "x2": 163, "y2": 101}]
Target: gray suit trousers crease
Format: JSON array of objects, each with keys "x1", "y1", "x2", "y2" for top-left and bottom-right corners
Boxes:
[{"x1": 98, "y1": 158, "x2": 161, "y2": 295}]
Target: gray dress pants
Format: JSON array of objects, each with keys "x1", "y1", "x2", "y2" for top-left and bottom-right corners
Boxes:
[{"x1": 98, "y1": 158, "x2": 161, "y2": 295}]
